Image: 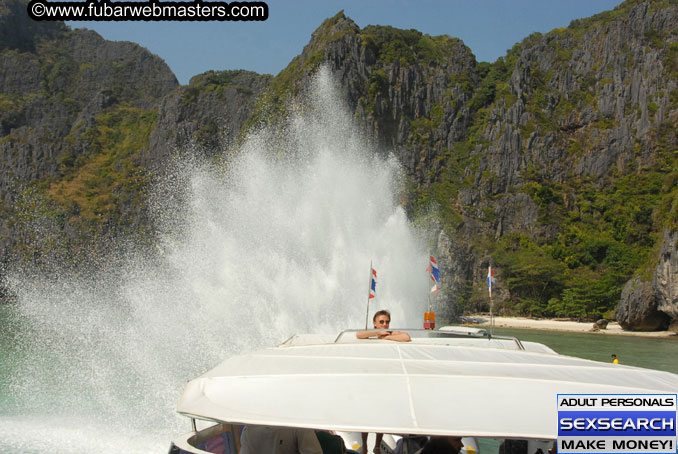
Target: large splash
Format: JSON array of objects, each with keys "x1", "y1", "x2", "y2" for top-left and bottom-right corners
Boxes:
[{"x1": 1, "y1": 68, "x2": 432, "y2": 453}]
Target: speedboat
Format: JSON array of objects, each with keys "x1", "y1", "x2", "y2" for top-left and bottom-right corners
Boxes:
[{"x1": 169, "y1": 327, "x2": 678, "y2": 453}]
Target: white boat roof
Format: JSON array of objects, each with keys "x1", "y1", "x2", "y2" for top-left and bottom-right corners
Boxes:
[{"x1": 177, "y1": 331, "x2": 678, "y2": 439}]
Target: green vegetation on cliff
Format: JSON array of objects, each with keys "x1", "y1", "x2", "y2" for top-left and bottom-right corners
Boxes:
[
  {"x1": 49, "y1": 105, "x2": 155, "y2": 225},
  {"x1": 360, "y1": 25, "x2": 463, "y2": 66},
  {"x1": 244, "y1": 11, "x2": 356, "y2": 131}
]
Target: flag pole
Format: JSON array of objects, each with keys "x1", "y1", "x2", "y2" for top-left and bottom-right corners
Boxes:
[
  {"x1": 425, "y1": 255, "x2": 440, "y2": 330},
  {"x1": 365, "y1": 261, "x2": 372, "y2": 329},
  {"x1": 428, "y1": 270, "x2": 434, "y2": 314},
  {"x1": 424, "y1": 254, "x2": 432, "y2": 316},
  {"x1": 487, "y1": 265, "x2": 494, "y2": 336},
  {"x1": 490, "y1": 295, "x2": 494, "y2": 336}
]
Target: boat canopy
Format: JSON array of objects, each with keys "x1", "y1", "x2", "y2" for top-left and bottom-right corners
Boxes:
[{"x1": 177, "y1": 332, "x2": 678, "y2": 440}]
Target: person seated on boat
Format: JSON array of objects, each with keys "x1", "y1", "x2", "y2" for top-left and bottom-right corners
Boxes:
[
  {"x1": 417, "y1": 436, "x2": 464, "y2": 454},
  {"x1": 315, "y1": 430, "x2": 346, "y2": 454},
  {"x1": 240, "y1": 425, "x2": 323, "y2": 454},
  {"x1": 360, "y1": 432, "x2": 383, "y2": 454},
  {"x1": 356, "y1": 310, "x2": 411, "y2": 342},
  {"x1": 394, "y1": 435, "x2": 428, "y2": 454}
]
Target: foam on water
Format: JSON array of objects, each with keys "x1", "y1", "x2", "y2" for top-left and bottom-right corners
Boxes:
[{"x1": 1, "y1": 68, "x2": 432, "y2": 452}]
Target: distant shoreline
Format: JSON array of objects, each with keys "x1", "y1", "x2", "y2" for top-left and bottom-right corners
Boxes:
[{"x1": 466, "y1": 315, "x2": 677, "y2": 338}]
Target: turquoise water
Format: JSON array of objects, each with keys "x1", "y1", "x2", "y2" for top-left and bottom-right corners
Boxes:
[{"x1": 493, "y1": 327, "x2": 678, "y2": 374}]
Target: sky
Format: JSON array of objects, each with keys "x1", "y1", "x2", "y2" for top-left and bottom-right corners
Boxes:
[{"x1": 67, "y1": 0, "x2": 626, "y2": 85}]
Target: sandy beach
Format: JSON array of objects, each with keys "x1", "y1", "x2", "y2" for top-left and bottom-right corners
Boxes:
[{"x1": 468, "y1": 316, "x2": 677, "y2": 338}]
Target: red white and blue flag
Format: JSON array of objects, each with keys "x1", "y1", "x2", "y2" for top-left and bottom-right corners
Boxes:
[
  {"x1": 426, "y1": 256, "x2": 441, "y2": 294},
  {"x1": 487, "y1": 265, "x2": 496, "y2": 298},
  {"x1": 369, "y1": 267, "x2": 377, "y2": 299}
]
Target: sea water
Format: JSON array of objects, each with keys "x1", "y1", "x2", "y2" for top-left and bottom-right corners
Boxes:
[
  {"x1": 0, "y1": 68, "x2": 432, "y2": 452},
  {"x1": 494, "y1": 327, "x2": 678, "y2": 374}
]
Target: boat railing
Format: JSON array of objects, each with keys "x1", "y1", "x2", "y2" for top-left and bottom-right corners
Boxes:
[{"x1": 333, "y1": 329, "x2": 526, "y2": 350}]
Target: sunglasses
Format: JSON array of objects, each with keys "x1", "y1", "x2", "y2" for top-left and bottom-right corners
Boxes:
[{"x1": 377, "y1": 320, "x2": 390, "y2": 324}]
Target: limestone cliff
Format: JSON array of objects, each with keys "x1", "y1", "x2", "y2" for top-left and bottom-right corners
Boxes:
[{"x1": 148, "y1": 70, "x2": 271, "y2": 166}]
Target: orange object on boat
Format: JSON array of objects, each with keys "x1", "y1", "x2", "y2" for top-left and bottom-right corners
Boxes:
[{"x1": 424, "y1": 311, "x2": 435, "y2": 330}]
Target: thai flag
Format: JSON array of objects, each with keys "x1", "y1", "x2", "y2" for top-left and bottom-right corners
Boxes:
[
  {"x1": 426, "y1": 256, "x2": 441, "y2": 294},
  {"x1": 369, "y1": 267, "x2": 377, "y2": 299},
  {"x1": 487, "y1": 265, "x2": 496, "y2": 298}
]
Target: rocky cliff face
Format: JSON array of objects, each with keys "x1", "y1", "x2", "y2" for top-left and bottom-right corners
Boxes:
[
  {"x1": 617, "y1": 229, "x2": 677, "y2": 331},
  {"x1": 0, "y1": 26, "x2": 177, "y2": 189},
  {"x1": 617, "y1": 275, "x2": 670, "y2": 330},
  {"x1": 249, "y1": 13, "x2": 479, "y2": 185},
  {"x1": 1, "y1": 0, "x2": 677, "y2": 330},
  {"x1": 148, "y1": 70, "x2": 271, "y2": 166},
  {"x1": 654, "y1": 229, "x2": 678, "y2": 329},
  {"x1": 460, "y1": 0, "x2": 678, "y2": 326},
  {"x1": 0, "y1": 0, "x2": 66, "y2": 53}
]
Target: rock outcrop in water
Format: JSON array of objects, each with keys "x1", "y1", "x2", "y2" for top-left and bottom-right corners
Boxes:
[
  {"x1": 654, "y1": 230, "x2": 678, "y2": 329},
  {"x1": 617, "y1": 275, "x2": 670, "y2": 330},
  {"x1": 616, "y1": 228, "x2": 678, "y2": 331},
  {"x1": 1, "y1": 0, "x2": 677, "y2": 331}
]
